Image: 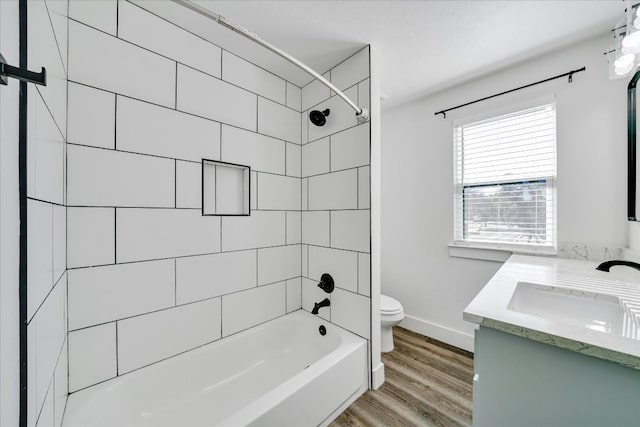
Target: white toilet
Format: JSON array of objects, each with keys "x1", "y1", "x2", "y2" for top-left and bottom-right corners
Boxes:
[{"x1": 380, "y1": 294, "x2": 405, "y2": 352}]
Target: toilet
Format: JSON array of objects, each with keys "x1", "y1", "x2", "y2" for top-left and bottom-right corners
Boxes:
[{"x1": 380, "y1": 294, "x2": 405, "y2": 352}]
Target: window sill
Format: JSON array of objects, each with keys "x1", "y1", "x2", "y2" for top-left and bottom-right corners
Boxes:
[{"x1": 448, "y1": 242, "x2": 557, "y2": 262}]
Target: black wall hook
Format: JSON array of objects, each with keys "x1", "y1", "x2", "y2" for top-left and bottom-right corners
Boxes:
[{"x1": 0, "y1": 53, "x2": 46, "y2": 86}]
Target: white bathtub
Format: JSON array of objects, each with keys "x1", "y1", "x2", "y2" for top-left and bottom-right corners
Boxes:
[{"x1": 63, "y1": 310, "x2": 368, "y2": 427}]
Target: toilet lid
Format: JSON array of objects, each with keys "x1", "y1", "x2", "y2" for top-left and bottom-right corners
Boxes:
[{"x1": 381, "y1": 295, "x2": 402, "y2": 314}]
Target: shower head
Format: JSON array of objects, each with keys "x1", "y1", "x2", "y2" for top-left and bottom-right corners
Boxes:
[{"x1": 309, "y1": 109, "x2": 330, "y2": 127}]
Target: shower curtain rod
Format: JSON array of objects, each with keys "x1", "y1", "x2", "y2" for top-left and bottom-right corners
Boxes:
[{"x1": 171, "y1": 0, "x2": 369, "y2": 124}]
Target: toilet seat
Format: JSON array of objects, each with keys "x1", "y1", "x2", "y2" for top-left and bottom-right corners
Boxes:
[{"x1": 381, "y1": 294, "x2": 403, "y2": 315}]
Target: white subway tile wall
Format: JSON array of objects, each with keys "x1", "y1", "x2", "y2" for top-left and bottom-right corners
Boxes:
[
  {"x1": 286, "y1": 82, "x2": 302, "y2": 111},
  {"x1": 67, "y1": 207, "x2": 114, "y2": 268},
  {"x1": 221, "y1": 211, "x2": 286, "y2": 251},
  {"x1": 68, "y1": 260, "x2": 175, "y2": 330},
  {"x1": 286, "y1": 143, "x2": 302, "y2": 177},
  {"x1": 68, "y1": 324, "x2": 117, "y2": 392},
  {"x1": 116, "y1": 96, "x2": 221, "y2": 163},
  {"x1": 301, "y1": 72, "x2": 331, "y2": 111},
  {"x1": 176, "y1": 251, "x2": 257, "y2": 304},
  {"x1": 67, "y1": 144, "x2": 175, "y2": 208},
  {"x1": 302, "y1": 137, "x2": 330, "y2": 177},
  {"x1": 117, "y1": 298, "x2": 222, "y2": 374},
  {"x1": 286, "y1": 278, "x2": 303, "y2": 312},
  {"x1": 222, "y1": 51, "x2": 286, "y2": 104},
  {"x1": 258, "y1": 97, "x2": 302, "y2": 144},
  {"x1": 300, "y1": 46, "x2": 372, "y2": 337},
  {"x1": 222, "y1": 282, "x2": 286, "y2": 336},
  {"x1": 177, "y1": 65, "x2": 257, "y2": 131},
  {"x1": 175, "y1": 161, "x2": 202, "y2": 209},
  {"x1": 61, "y1": 3, "x2": 371, "y2": 400},
  {"x1": 257, "y1": 245, "x2": 302, "y2": 285},
  {"x1": 257, "y1": 173, "x2": 301, "y2": 210},
  {"x1": 308, "y1": 168, "x2": 358, "y2": 210},
  {"x1": 115, "y1": 209, "x2": 221, "y2": 262},
  {"x1": 286, "y1": 211, "x2": 302, "y2": 244},
  {"x1": 117, "y1": 1, "x2": 222, "y2": 78},
  {"x1": 69, "y1": 0, "x2": 117, "y2": 36},
  {"x1": 27, "y1": 89, "x2": 64, "y2": 204},
  {"x1": 67, "y1": 82, "x2": 115, "y2": 149},
  {"x1": 26, "y1": 2, "x2": 68, "y2": 423},
  {"x1": 69, "y1": 20, "x2": 176, "y2": 108},
  {"x1": 221, "y1": 125, "x2": 285, "y2": 175}
]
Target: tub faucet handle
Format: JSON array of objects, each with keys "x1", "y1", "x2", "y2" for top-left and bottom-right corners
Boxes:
[
  {"x1": 317, "y1": 273, "x2": 335, "y2": 293},
  {"x1": 312, "y1": 298, "x2": 330, "y2": 315}
]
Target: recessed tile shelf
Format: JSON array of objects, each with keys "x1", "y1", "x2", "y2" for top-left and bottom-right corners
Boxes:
[{"x1": 202, "y1": 159, "x2": 251, "y2": 216}]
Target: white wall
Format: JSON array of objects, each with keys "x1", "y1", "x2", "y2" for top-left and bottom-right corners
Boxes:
[
  {"x1": 0, "y1": 1, "x2": 20, "y2": 425},
  {"x1": 382, "y1": 34, "x2": 628, "y2": 351}
]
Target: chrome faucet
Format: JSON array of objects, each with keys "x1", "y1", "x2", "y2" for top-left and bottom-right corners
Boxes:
[
  {"x1": 311, "y1": 298, "x2": 330, "y2": 315},
  {"x1": 596, "y1": 260, "x2": 640, "y2": 272}
]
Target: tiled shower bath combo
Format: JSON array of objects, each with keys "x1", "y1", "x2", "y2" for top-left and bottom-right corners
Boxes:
[{"x1": 23, "y1": 1, "x2": 375, "y2": 426}]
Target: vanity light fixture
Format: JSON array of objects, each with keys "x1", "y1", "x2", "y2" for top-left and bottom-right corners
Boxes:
[{"x1": 607, "y1": 2, "x2": 640, "y2": 78}]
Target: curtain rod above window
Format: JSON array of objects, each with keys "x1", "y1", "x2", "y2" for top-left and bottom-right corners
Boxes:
[{"x1": 434, "y1": 66, "x2": 586, "y2": 119}]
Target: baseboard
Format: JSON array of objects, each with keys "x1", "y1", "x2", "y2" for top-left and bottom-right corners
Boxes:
[
  {"x1": 371, "y1": 362, "x2": 385, "y2": 390},
  {"x1": 400, "y1": 315, "x2": 475, "y2": 352}
]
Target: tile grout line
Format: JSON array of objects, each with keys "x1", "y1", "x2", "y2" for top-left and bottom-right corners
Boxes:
[
  {"x1": 174, "y1": 62, "x2": 178, "y2": 109},
  {"x1": 114, "y1": 208, "x2": 117, "y2": 263},
  {"x1": 115, "y1": 322, "x2": 119, "y2": 376}
]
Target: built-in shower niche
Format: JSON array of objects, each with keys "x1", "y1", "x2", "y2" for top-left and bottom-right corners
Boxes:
[{"x1": 202, "y1": 159, "x2": 251, "y2": 216}]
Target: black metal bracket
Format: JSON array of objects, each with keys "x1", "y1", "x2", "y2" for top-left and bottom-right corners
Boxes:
[{"x1": 0, "y1": 53, "x2": 46, "y2": 86}]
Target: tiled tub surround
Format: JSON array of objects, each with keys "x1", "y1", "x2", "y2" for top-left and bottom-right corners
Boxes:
[
  {"x1": 66, "y1": 0, "x2": 304, "y2": 394},
  {"x1": 65, "y1": 0, "x2": 373, "y2": 402},
  {"x1": 464, "y1": 255, "x2": 640, "y2": 369},
  {"x1": 26, "y1": 0, "x2": 69, "y2": 426},
  {"x1": 63, "y1": 311, "x2": 367, "y2": 427},
  {"x1": 300, "y1": 47, "x2": 372, "y2": 341}
]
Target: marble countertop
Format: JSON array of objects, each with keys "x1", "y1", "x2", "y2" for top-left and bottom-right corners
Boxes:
[{"x1": 464, "y1": 255, "x2": 640, "y2": 369}]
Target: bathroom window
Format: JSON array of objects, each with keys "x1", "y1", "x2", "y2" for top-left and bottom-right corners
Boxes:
[{"x1": 453, "y1": 102, "x2": 556, "y2": 252}]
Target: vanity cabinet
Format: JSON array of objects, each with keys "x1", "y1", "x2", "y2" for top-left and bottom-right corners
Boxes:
[{"x1": 473, "y1": 326, "x2": 640, "y2": 427}]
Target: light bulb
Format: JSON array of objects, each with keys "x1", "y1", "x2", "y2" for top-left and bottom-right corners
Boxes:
[
  {"x1": 622, "y1": 31, "x2": 640, "y2": 48},
  {"x1": 615, "y1": 53, "x2": 635, "y2": 67},
  {"x1": 615, "y1": 61, "x2": 635, "y2": 76}
]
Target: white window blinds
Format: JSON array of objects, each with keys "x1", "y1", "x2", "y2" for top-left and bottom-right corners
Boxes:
[{"x1": 453, "y1": 103, "x2": 556, "y2": 249}]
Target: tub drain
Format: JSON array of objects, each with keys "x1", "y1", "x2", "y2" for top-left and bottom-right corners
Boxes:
[{"x1": 319, "y1": 325, "x2": 327, "y2": 336}]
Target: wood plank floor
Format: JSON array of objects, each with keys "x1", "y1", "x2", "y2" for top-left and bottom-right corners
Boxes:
[{"x1": 331, "y1": 327, "x2": 474, "y2": 427}]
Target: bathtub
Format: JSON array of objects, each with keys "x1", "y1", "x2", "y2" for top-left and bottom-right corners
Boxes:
[{"x1": 63, "y1": 310, "x2": 368, "y2": 427}]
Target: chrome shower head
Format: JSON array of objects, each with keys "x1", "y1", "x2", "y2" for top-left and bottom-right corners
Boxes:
[{"x1": 309, "y1": 109, "x2": 330, "y2": 127}]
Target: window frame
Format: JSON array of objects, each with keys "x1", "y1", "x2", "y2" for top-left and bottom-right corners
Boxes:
[{"x1": 451, "y1": 99, "x2": 558, "y2": 256}]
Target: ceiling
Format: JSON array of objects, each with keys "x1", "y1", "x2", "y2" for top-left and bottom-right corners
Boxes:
[{"x1": 135, "y1": 1, "x2": 624, "y2": 110}]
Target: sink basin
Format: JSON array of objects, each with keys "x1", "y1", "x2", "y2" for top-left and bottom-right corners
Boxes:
[{"x1": 508, "y1": 282, "x2": 640, "y2": 336}]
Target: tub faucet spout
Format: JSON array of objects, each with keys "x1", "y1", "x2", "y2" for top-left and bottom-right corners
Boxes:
[{"x1": 312, "y1": 298, "x2": 330, "y2": 315}]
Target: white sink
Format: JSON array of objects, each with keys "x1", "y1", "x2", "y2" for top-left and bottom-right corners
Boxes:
[{"x1": 508, "y1": 282, "x2": 640, "y2": 336}]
